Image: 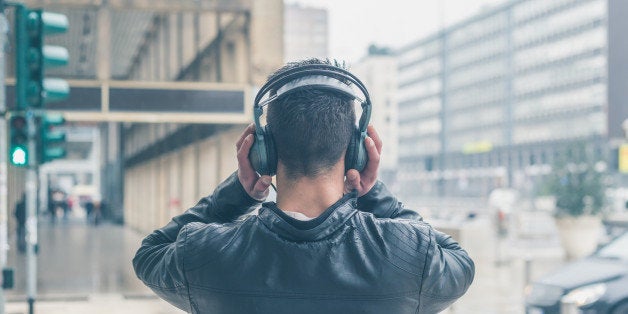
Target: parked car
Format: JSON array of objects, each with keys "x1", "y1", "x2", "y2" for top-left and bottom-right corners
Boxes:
[{"x1": 525, "y1": 232, "x2": 628, "y2": 314}]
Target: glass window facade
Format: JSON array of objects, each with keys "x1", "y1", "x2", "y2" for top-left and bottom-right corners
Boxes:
[
  {"x1": 513, "y1": 2, "x2": 605, "y2": 51},
  {"x1": 447, "y1": 58, "x2": 508, "y2": 90},
  {"x1": 448, "y1": 106, "x2": 504, "y2": 133},
  {"x1": 513, "y1": 54, "x2": 605, "y2": 96},
  {"x1": 398, "y1": 57, "x2": 441, "y2": 86},
  {"x1": 396, "y1": 0, "x2": 608, "y2": 198},
  {"x1": 398, "y1": 39, "x2": 442, "y2": 68},
  {"x1": 448, "y1": 81, "x2": 508, "y2": 111},
  {"x1": 514, "y1": 83, "x2": 605, "y2": 119},
  {"x1": 448, "y1": 35, "x2": 508, "y2": 69},
  {"x1": 448, "y1": 13, "x2": 508, "y2": 47},
  {"x1": 514, "y1": 27, "x2": 605, "y2": 71},
  {"x1": 398, "y1": 96, "x2": 441, "y2": 123}
]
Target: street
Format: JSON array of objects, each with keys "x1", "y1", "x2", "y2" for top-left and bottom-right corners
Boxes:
[{"x1": 6, "y1": 216, "x2": 183, "y2": 313}]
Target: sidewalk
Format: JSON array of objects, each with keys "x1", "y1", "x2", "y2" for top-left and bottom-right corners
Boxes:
[
  {"x1": 6, "y1": 294, "x2": 183, "y2": 314},
  {"x1": 5, "y1": 216, "x2": 181, "y2": 313},
  {"x1": 439, "y1": 217, "x2": 565, "y2": 314}
]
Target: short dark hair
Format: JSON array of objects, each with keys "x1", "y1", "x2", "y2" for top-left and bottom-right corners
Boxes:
[{"x1": 266, "y1": 58, "x2": 355, "y2": 179}]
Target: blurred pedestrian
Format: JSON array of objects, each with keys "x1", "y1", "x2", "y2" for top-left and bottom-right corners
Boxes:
[
  {"x1": 14, "y1": 193, "x2": 26, "y2": 253},
  {"x1": 62, "y1": 193, "x2": 71, "y2": 222},
  {"x1": 99, "y1": 199, "x2": 108, "y2": 220},
  {"x1": 47, "y1": 189, "x2": 56, "y2": 224},
  {"x1": 85, "y1": 199, "x2": 94, "y2": 224},
  {"x1": 93, "y1": 200, "x2": 102, "y2": 225}
]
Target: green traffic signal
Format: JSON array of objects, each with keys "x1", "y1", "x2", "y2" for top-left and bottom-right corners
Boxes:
[
  {"x1": 15, "y1": 6, "x2": 70, "y2": 109},
  {"x1": 43, "y1": 78, "x2": 70, "y2": 102},
  {"x1": 42, "y1": 46, "x2": 69, "y2": 67},
  {"x1": 42, "y1": 113, "x2": 64, "y2": 125},
  {"x1": 10, "y1": 146, "x2": 28, "y2": 166},
  {"x1": 9, "y1": 115, "x2": 29, "y2": 167},
  {"x1": 39, "y1": 12, "x2": 69, "y2": 35},
  {"x1": 38, "y1": 113, "x2": 67, "y2": 164}
]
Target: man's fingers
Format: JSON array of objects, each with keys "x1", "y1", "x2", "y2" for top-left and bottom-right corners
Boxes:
[
  {"x1": 367, "y1": 125, "x2": 383, "y2": 155},
  {"x1": 237, "y1": 134, "x2": 256, "y2": 180},
  {"x1": 362, "y1": 137, "x2": 380, "y2": 182},
  {"x1": 251, "y1": 176, "x2": 272, "y2": 200},
  {"x1": 344, "y1": 169, "x2": 361, "y2": 192},
  {"x1": 236, "y1": 124, "x2": 271, "y2": 200},
  {"x1": 236, "y1": 123, "x2": 255, "y2": 150},
  {"x1": 237, "y1": 134, "x2": 254, "y2": 163},
  {"x1": 236, "y1": 123, "x2": 256, "y2": 151}
]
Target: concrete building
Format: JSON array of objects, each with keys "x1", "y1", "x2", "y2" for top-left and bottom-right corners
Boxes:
[
  {"x1": 351, "y1": 48, "x2": 398, "y2": 186},
  {"x1": 6, "y1": 0, "x2": 284, "y2": 235},
  {"x1": 116, "y1": 0, "x2": 284, "y2": 233},
  {"x1": 396, "y1": 0, "x2": 626, "y2": 201},
  {"x1": 284, "y1": 3, "x2": 328, "y2": 62}
]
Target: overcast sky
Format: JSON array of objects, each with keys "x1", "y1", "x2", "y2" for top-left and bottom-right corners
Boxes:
[{"x1": 285, "y1": 0, "x2": 506, "y2": 63}]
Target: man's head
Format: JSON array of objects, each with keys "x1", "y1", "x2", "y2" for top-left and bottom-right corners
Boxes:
[{"x1": 265, "y1": 59, "x2": 356, "y2": 180}]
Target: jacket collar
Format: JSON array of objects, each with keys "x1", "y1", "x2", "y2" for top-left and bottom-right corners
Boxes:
[{"x1": 258, "y1": 192, "x2": 358, "y2": 242}]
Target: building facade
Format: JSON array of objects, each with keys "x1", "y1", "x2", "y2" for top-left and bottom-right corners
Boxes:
[
  {"x1": 284, "y1": 3, "x2": 328, "y2": 62},
  {"x1": 397, "y1": 0, "x2": 615, "y2": 201},
  {"x1": 119, "y1": 0, "x2": 284, "y2": 233}
]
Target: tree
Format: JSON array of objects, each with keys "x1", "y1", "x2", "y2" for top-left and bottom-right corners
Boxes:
[{"x1": 540, "y1": 143, "x2": 606, "y2": 217}]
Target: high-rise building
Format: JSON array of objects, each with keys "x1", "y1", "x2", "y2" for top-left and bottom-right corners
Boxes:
[
  {"x1": 284, "y1": 3, "x2": 328, "y2": 62},
  {"x1": 351, "y1": 48, "x2": 398, "y2": 186},
  {"x1": 396, "y1": 0, "x2": 627, "y2": 200}
]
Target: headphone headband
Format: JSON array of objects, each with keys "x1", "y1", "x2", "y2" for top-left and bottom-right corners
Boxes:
[
  {"x1": 254, "y1": 64, "x2": 372, "y2": 133},
  {"x1": 249, "y1": 63, "x2": 372, "y2": 175},
  {"x1": 258, "y1": 75, "x2": 364, "y2": 107},
  {"x1": 255, "y1": 65, "x2": 370, "y2": 105}
]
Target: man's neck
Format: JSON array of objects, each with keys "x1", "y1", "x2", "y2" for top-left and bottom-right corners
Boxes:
[{"x1": 275, "y1": 165, "x2": 345, "y2": 219}]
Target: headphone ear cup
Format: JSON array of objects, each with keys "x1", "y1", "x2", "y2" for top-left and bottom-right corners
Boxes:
[
  {"x1": 345, "y1": 129, "x2": 368, "y2": 172},
  {"x1": 265, "y1": 125, "x2": 277, "y2": 176},
  {"x1": 345, "y1": 130, "x2": 357, "y2": 172},
  {"x1": 345, "y1": 129, "x2": 359, "y2": 172},
  {"x1": 353, "y1": 131, "x2": 368, "y2": 172},
  {"x1": 249, "y1": 131, "x2": 267, "y2": 175}
]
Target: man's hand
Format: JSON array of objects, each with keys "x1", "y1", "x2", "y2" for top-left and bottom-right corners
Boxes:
[
  {"x1": 344, "y1": 125, "x2": 383, "y2": 197},
  {"x1": 237, "y1": 123, "x2": 272, "y2": 201}
]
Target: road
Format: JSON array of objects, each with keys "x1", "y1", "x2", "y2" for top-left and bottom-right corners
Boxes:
[{"x1": 6, "y1": 216, "x2": 182, "y2": 313}]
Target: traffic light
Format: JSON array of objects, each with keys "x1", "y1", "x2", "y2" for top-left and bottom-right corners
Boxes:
[
  {"x1": 15, "y1": 5, "x2": 70, "y2": 109},
  {"x1": 38, "y1": 113, "x2": 66, "y2": 164},
  {"x1": 9, "y1": 114, "x2": 29, "y2": 167}
]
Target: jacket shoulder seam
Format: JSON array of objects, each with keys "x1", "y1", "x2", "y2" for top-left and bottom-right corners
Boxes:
[
  {"x1": 416, "y1": 227, "x2": 433, "y2": 312},
  {"x1": 142, "y1": 281, "x2": 185, "y2": 291},
  {"x1": 420, "y1": 291, "x2": 467, "y2": 300},
  {"x1": 185, "y1": 218, "x2": 253, "y2": 272},
  {"x1": 357, "y1": 214, "x2": 422, "y2": 277}
]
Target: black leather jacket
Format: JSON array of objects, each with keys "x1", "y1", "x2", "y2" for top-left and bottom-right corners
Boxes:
[{"x1": 133, "y1": 173, "x2": 474, "y2": 314}]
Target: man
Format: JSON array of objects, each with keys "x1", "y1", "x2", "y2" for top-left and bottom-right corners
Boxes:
[{"x1": 133, "y1": 59, "x2": 474, "y2": 313}]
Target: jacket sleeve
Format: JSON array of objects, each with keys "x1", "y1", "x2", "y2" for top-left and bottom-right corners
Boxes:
[
  {"x1": 357, "y1": 181, "x2": 424, "y2": 220},
  {"x1": 418, "y1": 228, "x2": 475, "y2": 313},
  {"x1": 358, "y1": 181, "x2": 475, "y2": 311},
  {"x1": 132, "y1": 172, "x2": 261, "y2": 311}
]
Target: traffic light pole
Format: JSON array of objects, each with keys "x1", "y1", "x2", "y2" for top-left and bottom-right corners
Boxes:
[
  {"x1": 25, "y1": 110, "x2": 37, "y2": 314},
  {"x1": 3, "y1": 4, "x2": 69, "y2": 312},
  {"x1": 0, "y1": 1, "x2": 8, "y2": 313}
]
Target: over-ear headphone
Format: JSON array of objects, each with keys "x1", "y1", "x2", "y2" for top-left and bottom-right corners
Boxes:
[{"x1": 249, "y1": 64, "x2": 372, "y2": 176}]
